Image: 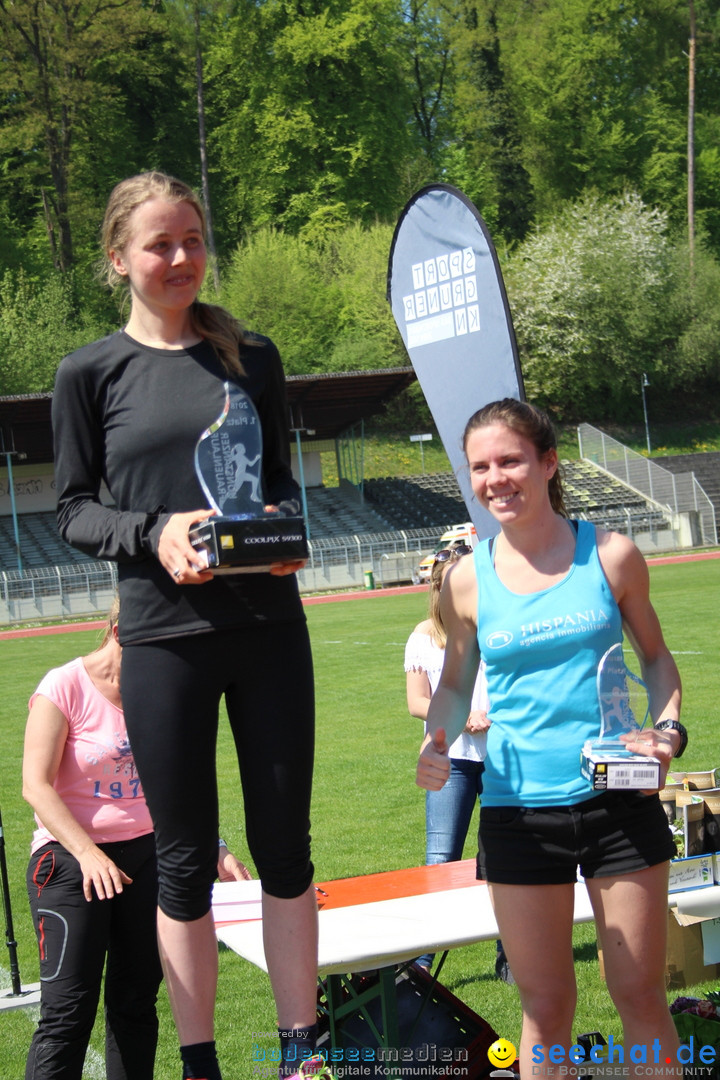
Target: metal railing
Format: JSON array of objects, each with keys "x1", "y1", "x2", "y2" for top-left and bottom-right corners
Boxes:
[
  {"x1": 295, "y1": 527, "x2": 441, "y2": 592},
  {"x1": 2, "y1": 476, "x2": 717, "y2": 625},
  {"x1": 577, "y1": 425, "x2": 717, "y2": 547},
  {"x1": 0, "y1": 561, "x2": 119, "y2": 624},
  {"x1": 0, "y1": 528, "x2": 448, "y2": 624}
]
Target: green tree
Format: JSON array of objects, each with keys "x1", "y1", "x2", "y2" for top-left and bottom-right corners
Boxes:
[
  {"x1": 505, "y1": 193, "x2": 683, "y2": 422},
  {"x1": 504, "y1": 0, "x2": 689, "y2": 219},
  {"x1": 446, "y1": 0, "x2": 534, "y2": 241},
  {"x1": 323, "y1": 223, "x2": 406, "y2": 371},
  {"x1": 219, "y1": 222, "x2": 405, "y2": 374},
  {"x1": 163, "y1": 0, "x2": 242, "y2": 288},
  {"x1": 0, "y1": 270, "x2": 109, "y2": 394},
  {"x1": 206, "y1": 0, "x2": 415, "y2": 237},
  {"x1": 692, "y1": 2, "x2": 720, "y2": 253},
  {"x1": 435, "y1": 144, "x2": 500, "y2": 236},
  {"x1": 402, "y1": 0, "x2": 453, "y2": 171},
  {"x1": 219, "y1": 229, "x2": 338, "y2": 373},
  {"x1": 672, "y1": 239, "x2": 720, "y2": 389},
  {"x1": 0, "y1": 0, "x2": 205, "y2": 278},
  {"x1": 0, "y1": 0, "x2": 161, "y2": 271}
]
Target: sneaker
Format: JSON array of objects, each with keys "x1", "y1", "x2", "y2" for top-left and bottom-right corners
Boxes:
[
  {"x1": 285, "y1": 1055, "x2": 336, "y2": 1078},
  {"x1": 495, "y1": 957, "x2": 515, "y2": 984},
  {"x1": 495, "y1": 943, "x2": 515, "y2": 984}
]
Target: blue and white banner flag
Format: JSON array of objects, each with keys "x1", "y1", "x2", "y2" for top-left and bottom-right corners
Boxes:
[{"x1": 387, "y1": 184, "x2": 524, "y2": 539}]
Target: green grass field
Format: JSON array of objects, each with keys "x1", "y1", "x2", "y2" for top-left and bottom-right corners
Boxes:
[{"x1": 1, "y1": 558, "x2": 719, "y2": 1078}]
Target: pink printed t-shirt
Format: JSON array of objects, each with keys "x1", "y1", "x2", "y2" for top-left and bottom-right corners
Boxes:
[{"x1": 29, "y1": 656, "x2": 153, "y2": 853}]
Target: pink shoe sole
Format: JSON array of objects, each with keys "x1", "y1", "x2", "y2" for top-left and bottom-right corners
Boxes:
[{"x1": 284, "y1": 1055, "x2": 336, "y2": 1078}]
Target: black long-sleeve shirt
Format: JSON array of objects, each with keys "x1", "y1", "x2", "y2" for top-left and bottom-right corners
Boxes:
[{"x1": 52, "y1": 330, "x2": 304, "y2": 644}]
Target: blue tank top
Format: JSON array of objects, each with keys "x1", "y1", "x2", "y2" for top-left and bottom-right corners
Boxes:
[{"x1": 475, "y1": 519, "x2": 622, "y2": 807}]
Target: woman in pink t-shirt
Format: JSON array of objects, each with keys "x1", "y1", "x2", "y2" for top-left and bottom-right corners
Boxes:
[{"x1": 22, "y1": 600, "x2": 248, "y2": 1080}]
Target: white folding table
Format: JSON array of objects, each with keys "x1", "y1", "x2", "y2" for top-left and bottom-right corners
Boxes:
[
  {"x1": 213, "y1": 861, "x2": 720, "y2": 1079},
  {"x1": 213, "y1": 860, "x2": 594, "y2": 1078}
]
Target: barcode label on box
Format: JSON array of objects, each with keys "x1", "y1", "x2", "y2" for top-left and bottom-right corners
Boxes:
[
  {"x1": 581, "y1": 747, "x2": 661, "y2": 791},
  {"x1": 608, "y1": 768, "x2": 659, "y2": 789}
]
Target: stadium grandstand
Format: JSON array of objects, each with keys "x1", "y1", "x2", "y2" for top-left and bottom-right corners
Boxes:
[{"x1": 0, "y1": 377, "x2": 717, "y2": 621}]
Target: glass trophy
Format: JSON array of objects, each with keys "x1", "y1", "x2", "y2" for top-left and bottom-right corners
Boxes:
[
  {"x1": 580, "y1": 642, "x2": 661, "y2": 790},
  {"x1": 188, "y1": 383, "x2": 307, "y2": 573}
]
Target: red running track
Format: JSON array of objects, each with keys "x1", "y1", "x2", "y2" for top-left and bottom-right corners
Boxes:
[{"x1": 1, "y1": 549, "x2": 717, "y2": 640}]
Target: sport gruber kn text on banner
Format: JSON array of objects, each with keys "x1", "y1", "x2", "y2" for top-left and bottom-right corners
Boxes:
[{"x1": 387, "y1": 184, "x2": 525, "y2": 541}]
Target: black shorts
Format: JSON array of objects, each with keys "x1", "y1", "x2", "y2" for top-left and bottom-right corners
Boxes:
[{"x1": 477, "y1": 790, "x2": 676, "y2": 885}]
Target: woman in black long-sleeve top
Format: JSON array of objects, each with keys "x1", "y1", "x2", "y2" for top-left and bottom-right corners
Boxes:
[{"x1": 52, "y1": 171, "x2": 318, "y2": 1080}]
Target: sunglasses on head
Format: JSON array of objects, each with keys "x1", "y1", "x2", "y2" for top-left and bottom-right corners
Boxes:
[{"x1": 433, "y1": 544, "x2": 473, "y2": 564}]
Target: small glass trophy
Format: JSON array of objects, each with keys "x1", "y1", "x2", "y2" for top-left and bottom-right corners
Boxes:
[
  {"x1": 188, "y1": 383, "x2": 308, "y2": 573},
  {"x1": 580, "y1": 643, "x2": 660, "y2": 790}
]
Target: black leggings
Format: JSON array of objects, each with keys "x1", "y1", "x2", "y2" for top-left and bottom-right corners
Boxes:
[{"x1": 120, "y1": 620, "x2": 315, "y2": 920}]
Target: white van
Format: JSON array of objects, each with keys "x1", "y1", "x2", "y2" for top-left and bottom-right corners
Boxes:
[{"x1": 415, "y1": 522, "x2": 478, "y2": 583}]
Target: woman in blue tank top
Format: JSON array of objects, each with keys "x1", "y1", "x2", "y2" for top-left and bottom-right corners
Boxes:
[{"x1": 417, "y1": 399, "x2": 686, "y2": 1080}]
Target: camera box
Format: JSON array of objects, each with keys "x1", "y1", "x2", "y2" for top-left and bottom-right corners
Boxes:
[
  {"x1": 189, "y1": 515, "x2": 307, "y2": 573},
  {"x1": 581, "y1": 744, "x2": 660, "y2": 791}
]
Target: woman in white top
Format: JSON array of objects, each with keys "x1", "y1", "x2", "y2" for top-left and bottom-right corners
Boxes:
[
  {"x1": 406, "y1": 546, "x2": 489, "y2": 864},
  {"x1": 406, "y1": 545, "x2": 498, "y2": 972}
]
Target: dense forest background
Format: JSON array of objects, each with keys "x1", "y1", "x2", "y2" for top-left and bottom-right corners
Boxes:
[{"x1": 1, "y1": 0, "x2": 719, "y2": 427}]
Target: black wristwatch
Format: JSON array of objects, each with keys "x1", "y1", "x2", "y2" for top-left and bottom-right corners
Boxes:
[{"x1": 654, "y1": 719, "x2": 688, "y2": 759}]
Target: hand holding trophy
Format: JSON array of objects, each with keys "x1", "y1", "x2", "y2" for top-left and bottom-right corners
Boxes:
[
  {"x1": 581, "y1": 642, "x2": 661, "y2": 791},
  {"x1": 189, "y1": 383, "x2": 308, "y2": 572}
]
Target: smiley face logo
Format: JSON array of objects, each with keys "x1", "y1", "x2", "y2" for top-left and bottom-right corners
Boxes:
[{"x1": 488, "y1": 1038, "x2": 517, "y2": 1070}]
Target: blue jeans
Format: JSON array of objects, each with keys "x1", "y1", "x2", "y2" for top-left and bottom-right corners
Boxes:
[
  {"x1": 426, "y1": 757, "x2": 484, "y2": 865},
  {"x1": 417, "y1": 757, "x2": 484, "y2": 969}
]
